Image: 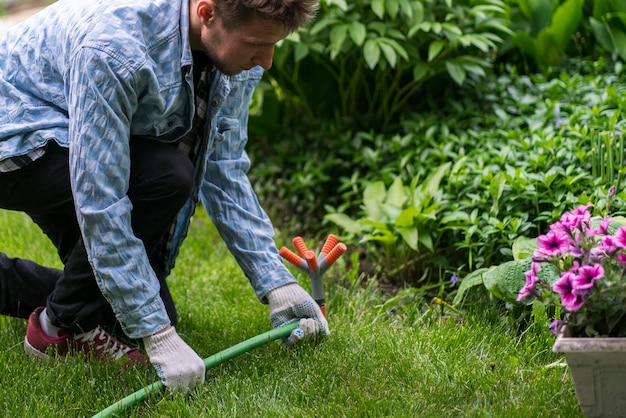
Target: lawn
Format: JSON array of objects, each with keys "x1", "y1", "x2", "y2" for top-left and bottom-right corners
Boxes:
[{"x1": 0, "y1": 208, "x2": 582, "y2": 417}]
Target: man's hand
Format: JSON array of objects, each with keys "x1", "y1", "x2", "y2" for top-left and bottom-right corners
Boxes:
[
  {"x1": 143, "y1": 326, "x2": 206, "y2": 392},
  {"x1": 267, "y1": 283, "x2": 330, "y2": 345}
]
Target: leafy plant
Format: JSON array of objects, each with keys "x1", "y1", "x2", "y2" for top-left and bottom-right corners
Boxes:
[
  {"x1": 588, "y1": 0, "x2": 626, "y2": 62},
  {"x1": 263, "y1": 0, "x2": 511, "y2": 131},
  {"x1": 324, "y1": 163, "x2": 451, "y2": 282},
  {"x1": 507, "y1": 0, "x2": 585, "y2": 67}
]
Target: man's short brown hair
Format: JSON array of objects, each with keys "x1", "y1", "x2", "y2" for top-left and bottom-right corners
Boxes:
[{"x1": 216, "y1": 0, "x2": 319, "y2": 32}]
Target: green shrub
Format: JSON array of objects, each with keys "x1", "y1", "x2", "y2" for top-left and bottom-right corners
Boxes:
[
  {"x1": 255, "y1": 0, "x2": 511, "y2": 133},
  {"x1": 501, "y1": 0, "x2": 626, "y2": 69},
  {"x1": 320, "y1": 58, "x2": 626, "y2": 285}
]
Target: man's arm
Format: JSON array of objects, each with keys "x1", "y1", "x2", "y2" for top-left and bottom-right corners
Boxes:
[
  {"x1": 65, "y1": 47, "x2": 170, "y2": 338},
  {"x1": 199, "y1": 68, "x2": 328, "y2": 341}
]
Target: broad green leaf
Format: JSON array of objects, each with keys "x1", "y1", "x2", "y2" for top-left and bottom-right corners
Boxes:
[
  {"x1": 309, "y1": 16, "x2": 337, "y2": 36},
  {"x1": 550, "y1": 0, "x2": 584, "y2": 50},
  {"x1": 470, "y1": 5, "x2": 506, "y2": 15},
  {"x1": 452, "y1": 268, "x2": 489, "y2": 306},
  {"x1": 528, "y1": 0, "x2": 557, "y2": 35},
  {"x1": 363, "y1": 39, "x2": 381, "y2": 69},
  {"x1": 467, "y1": 35, "x2": 493, "y2": 52},
  {"x1": 363, "y1": 234, "x2": 397, "y2": 245},
  {"x1": 294, "y1": 43, "x2": 309, "y2": 62},
  {"x1": 361, "y1": 219, "x2": 391, "y2": 232},
  {"x1": 483, "y1": 260, "x2": 530, "y2": 304},
  {"x1": 381, "y1": 202, "x2": 402, "y2": 223},
  {"x1": 440, "y1": 210, "x2": 471, "y2": 225},
  {"x1": 445, "y1": 61, "x2": 466, "y2": 85},
  {"x1": 371, "y1": 0, "x2": 385, "y2": 19},
  {"x1": 489, "y1": 171, "x2": 506, "y2": 214},
  {"x1": 428, "y1": 40, "x2": 444, "y2": 62},
  {"x1": 380, "y1": 38, "x2": 409, "y2": 60},
  {"x1": 397, "y1": 225, "x2": 418, "y2": 250},
  {"x1": 348, "y1": 21, "x2": 367, "y2": 46},
  {"x1": 363, "y1": 181, "x2": 386, "y2": 221},
  {"x1": 329, "y1": 25, "x2": 348, "y2": 59},
  {"x1": 431, "y1": 22, "x2": 442, "y2": 35},
  {"x1": 416, "y1": 162, "x2": 451, "y2": 206},
  {"x1": 397, "y1": 0, "x2": 414, "y2": 19},
  {"x1": 511, "y1": 236, "x2": 537, "y2": 261},
  {"x1": 413, "y1": 62, "x2": 429, "y2": 81},
  {"x1": 517, "y1": 0, "x2": 532, "y2": 19},
  {"x1": 324, "y1": 213, "x2": 363, "y2": 235},
  {"x1": 395, "y1": 207, "x2": 419, "y2": 228},
  {"x1": 607, "y1": 24, "x2": 626, "y2": 62},
  {"x1": 386, "y1": 177, "x2": 408, "y2": 207},
  {"x1": 441, "y1": 23, "x2": 463, "y2": 37},
  {"x1": 324, "y1": 0, "x2": 349, "y2": 11},
  {"x1": 480, "y1": 21, "x2": 514, "y2": 36},
  {"x1": 418, "y1": 233, "x2": 433, "y2": 252},
  {"x1": 386, "y1": 0, "x2": 399, "y2": 19},
  {"x1": 379, "y1": 42, "x2": 397, "y2": 67},
  {"x1": 536, "y1": 29, "x2": 563, "y2": 66}
]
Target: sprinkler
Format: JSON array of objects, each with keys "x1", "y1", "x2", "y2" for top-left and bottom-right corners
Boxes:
[
  {"x1": 279, "y1": 234, "x2": 347, "y2": 317},
  {"x1": 92, "y1": 235, "x2": 345, "y2": 418}
]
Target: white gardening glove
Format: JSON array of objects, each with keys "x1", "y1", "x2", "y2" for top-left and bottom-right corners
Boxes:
[
  {"x1": 267, "y1": 283, "x2": 330, "y2": 346},
  {"x1": 143, "y1": 326, "x2": 206, "y2": 393}
]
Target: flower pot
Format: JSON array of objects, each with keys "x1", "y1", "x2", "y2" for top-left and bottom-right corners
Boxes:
[{"x1": 554, "y1": 329, "x2": 626, "y2": 418}]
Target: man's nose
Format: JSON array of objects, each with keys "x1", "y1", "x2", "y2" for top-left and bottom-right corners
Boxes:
[{"x1": 252, "y1": 45, "x2": 275, "y2": 70}]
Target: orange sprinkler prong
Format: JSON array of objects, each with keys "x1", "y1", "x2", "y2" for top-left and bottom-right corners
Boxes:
[
  {"x1": 321, "y1": 234, "x2": 339, "y2": 256},
  {"x1": 279, "y1": 247, "x2": 303, "y2": 267},
  {"x1": 319, "y1": 305, "x2": 327, "y2": 318},
  {"x1": 304, "y1": 250, "x2": 319, "y2": 270},
  {"x1": 324, "y1": 242, "x2": 347, "y2": 265},
  {"x1": 319, "y1": 242, "x2": 347, "y2": 274},
  {"x1": 292, "y1": 236, "x2": 309, "y2": 256}
]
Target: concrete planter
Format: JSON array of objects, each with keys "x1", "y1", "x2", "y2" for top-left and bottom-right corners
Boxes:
[{"x1": 553, "y1": 328, "x2": 626, "y2": 418}]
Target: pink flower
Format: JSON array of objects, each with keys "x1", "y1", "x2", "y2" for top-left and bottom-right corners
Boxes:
[
  {"x1": 618, "y1": 253, "x2": 626, "y2": 265},
  {"x1": 591, "y1": 235, "x2": 619, "y2": 257},
  {"x1": 614, "y1": 226, "x2": 626, "y2": 249},
  {"x1": 535, "y1": 230, "x2": 570, "y2": 257},
  {"x1": 517, "y1": 268, "x2": 541, "y2": 302},
  {"x1": 572, "y1": 263, "x2": 604, "y2": 292},
  {"x1": 589, "y1": 218, "x2": 612, "y2": 236},
  {"x1": 553, "y1": 271, "x2": 585, "y2": 311},
  {"x1": 560, "y1": 203, "x2": 592, "y2": 230}
]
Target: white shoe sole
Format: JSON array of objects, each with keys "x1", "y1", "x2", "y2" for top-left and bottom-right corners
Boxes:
[{"x1": 24, "y1": 337, "x2": 51, "y2": 360}]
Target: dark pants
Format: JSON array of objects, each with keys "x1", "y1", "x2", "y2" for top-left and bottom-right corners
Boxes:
[{"x1": 0, "y1": 138, "x2": 194, "y2": 335}]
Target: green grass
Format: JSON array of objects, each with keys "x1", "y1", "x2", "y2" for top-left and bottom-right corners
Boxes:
[{"x1": 0, "y1": 208, "x2": 582, "y2": 417}]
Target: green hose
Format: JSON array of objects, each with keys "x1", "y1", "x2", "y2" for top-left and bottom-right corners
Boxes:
[{"x1": 92, "y1": 321, "x2": 299, "y2": 418}]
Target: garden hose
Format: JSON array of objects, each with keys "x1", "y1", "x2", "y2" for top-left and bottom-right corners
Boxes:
[
  {"x1": 91, "y1": 322, "x2": 299, "y2": 418},
  {"x1": 93, "y1": 235, "x2": 344, "y2": 417}
]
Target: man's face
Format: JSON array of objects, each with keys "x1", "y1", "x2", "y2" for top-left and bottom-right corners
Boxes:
[{"x1": 199, "y1": 14, "x2": 287, "y2": 76}]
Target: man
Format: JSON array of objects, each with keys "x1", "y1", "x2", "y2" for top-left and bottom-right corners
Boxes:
[{"x1": 0, "y1": 0, "x2": 327, "y2": 393}]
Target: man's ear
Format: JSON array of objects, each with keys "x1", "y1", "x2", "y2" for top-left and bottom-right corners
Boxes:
[{"x1": 196, "y1": 0, "x2": 216, "y2": 23}]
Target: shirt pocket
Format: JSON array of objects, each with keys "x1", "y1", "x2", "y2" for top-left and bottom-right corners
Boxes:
[
  {"x1": 151, "y1": 114, "x2": 189, "y2": 140},
  {"x1": 208, "y1": 116, "x2": 240, "y2": 156}
]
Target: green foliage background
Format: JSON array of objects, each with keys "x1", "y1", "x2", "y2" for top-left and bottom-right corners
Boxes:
[{"x1": 247, "y1": 0, "x2": 626, "y2": 298}]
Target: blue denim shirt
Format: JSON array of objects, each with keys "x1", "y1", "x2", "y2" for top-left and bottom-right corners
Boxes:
[{"x1": 0, "y1": 0, "x2": 296, "y2": 338}]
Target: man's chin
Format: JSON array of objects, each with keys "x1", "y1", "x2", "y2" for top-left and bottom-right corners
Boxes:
[{"x1": 214, "y1": 65, "x2": 245, "y2": 77}]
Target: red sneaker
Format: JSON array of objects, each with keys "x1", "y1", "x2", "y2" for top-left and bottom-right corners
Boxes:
[{"x1": 24, "y1": 306, "x2": 146, "y2": 366}]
